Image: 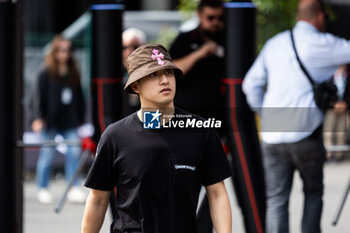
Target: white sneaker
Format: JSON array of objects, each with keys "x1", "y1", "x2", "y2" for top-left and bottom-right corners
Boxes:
[
  {"x1": 67, "y1": 187, "x2": 87, "y2": 204},
  {"x1": 37, "y1": 189, "x2": 53, "y2": 204}
]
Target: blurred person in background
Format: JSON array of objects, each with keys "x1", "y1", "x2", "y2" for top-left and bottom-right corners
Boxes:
[
  {"x1": 122, "y1": 27, "x2": 147, "y2": 68},
  {"x1": 169, "y1": 0, "x2": 225, "y2": 123},
  {"x1": 32, "y1": 35, "x2": 86, "y2": 204},
  {"x1": 243, "y1": 0, "x2": 350, "y2": 232},
  {"x1": 324, "y1": 64, "x2": 350, "y2": 160},
  {"x1": 122, "y1": 27, "x2": 147, "y2": 116}
]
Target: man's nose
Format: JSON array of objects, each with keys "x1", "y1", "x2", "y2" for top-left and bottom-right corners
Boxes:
[{"x1": 160, "y1": 74, "x2": 169, "y2": 84}]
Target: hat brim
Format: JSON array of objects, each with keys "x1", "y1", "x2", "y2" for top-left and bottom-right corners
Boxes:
[{"x1": 124, "y1": 61, "x2": 183, "y2": 94}]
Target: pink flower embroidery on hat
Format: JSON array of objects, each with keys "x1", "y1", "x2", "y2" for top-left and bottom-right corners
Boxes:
[{"x1": 151, "y1": 49, "x2": 165, "y2": 65}]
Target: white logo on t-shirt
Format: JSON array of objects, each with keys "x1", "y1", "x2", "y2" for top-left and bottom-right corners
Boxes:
[{"x1": 174, "y1": 164, "x2": 196, "y2": 171}]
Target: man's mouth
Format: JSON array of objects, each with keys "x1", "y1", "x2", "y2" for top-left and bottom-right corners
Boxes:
[{"x1": 160, "y1": 88, "x2": 171, "y2": 93}]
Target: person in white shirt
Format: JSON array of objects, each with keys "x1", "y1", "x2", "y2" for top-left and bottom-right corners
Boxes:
[
  {"x1": 242, "y1": 0, "x2": 350, "y2": 232},
  {"x1": 323, "y1": 65, "x2": 350, "y2": 160}
]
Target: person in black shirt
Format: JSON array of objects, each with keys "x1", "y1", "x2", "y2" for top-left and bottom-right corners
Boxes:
[
  {"x1": 81, "y1": 43, "x2": 232, "y2": 233},
  {"x1": 169, "y1": 0, "x2": 225, "y2": 122},
  {"x1": 32, "y1": 35, "x2": 86, "y2": 204}
]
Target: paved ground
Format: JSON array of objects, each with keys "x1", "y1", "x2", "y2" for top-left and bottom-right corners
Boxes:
[{"x1": 24, "y1": 161, "x2": 350, "y2": 233}]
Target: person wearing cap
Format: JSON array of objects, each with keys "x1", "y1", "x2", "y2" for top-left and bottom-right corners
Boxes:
[{"x1": 81, "y1": 43, "x2": 232, "y2": 233}]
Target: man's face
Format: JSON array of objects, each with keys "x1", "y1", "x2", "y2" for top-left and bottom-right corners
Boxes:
[
  {"x1": 123, "y1": 37, "x2": 142, "y2": 67},
  {"x1": 133, "y1": 69, "x2": 176, "y2": 108},
  {"x1": 198, "y1": 6, "x2": 224, "y2": 33}
]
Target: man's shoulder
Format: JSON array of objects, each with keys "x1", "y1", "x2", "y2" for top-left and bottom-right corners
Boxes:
[
  {"x1": 179, "y1": 27, "x2": 199, "y2": 36},
  {"x1": 266, "y1": 30, "x2": 290, "y2": 45},
  {"x1": 172, "y1": 28, "x2": 199, "y2": 44},
  {"x1": 259, "y1": 30, "x2": 291, "y2": 55},
  {"x1": 104, "y1": 112, "x2": 137, "y2": 135}
]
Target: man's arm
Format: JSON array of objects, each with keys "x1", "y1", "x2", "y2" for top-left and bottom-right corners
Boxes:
[
  {"x1": 205, "y1": 181, "x2": 232, "y2": 233},
  {"x1": 81, "y1": 189, "x2": 111, "y2": 233},
  {"x1": 242, "y1": 48, "x2": 268, "y2": 113},
  {"x1": 173, "y1": 41, "x2": 218, "y2": 75}
]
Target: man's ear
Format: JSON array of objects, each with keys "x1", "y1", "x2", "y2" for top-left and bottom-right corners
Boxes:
[{"x1": 130, "y1": 82, "x2": 140, "y2": 94}]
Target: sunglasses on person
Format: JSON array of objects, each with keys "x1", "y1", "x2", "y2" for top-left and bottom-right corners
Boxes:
[{"x1": 206, "y1": 15, "x2": 223, "y2": 22}]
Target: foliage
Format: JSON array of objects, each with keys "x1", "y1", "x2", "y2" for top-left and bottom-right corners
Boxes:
[
  {"x1": 151, "y1": 27, "x2": 179, "y2": 49},
  {"x1": 253, "y1": 0, "x2": 299, "y2": 50}
]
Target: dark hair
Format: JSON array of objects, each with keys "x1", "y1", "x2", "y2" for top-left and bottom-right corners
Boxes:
[
  {"x1": 198, "y1": 0, "x2": 223, "y2": 12},
  {"x1": 45, "y1": 35, "x2": 80, "y2": 87}
]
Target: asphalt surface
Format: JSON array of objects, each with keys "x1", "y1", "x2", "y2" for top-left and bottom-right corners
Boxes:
[{"x1": 24, "y1": 161, "x2": 350, "y2": 233}]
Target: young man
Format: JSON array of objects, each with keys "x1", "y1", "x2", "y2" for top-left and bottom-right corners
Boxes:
[{"x1": 81, "y1": 43, "x2": 232, "y2": 233}]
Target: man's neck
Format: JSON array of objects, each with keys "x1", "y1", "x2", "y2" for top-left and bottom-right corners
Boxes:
[
  {"x1": 297, "y1": 19, "x2": 321, "y2": 32},
  {"x1": 137, "y1": 104, "x2": 175, "y2": 123}
]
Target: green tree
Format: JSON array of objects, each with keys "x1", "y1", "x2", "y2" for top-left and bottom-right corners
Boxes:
[{"x1": 253, "y1": 0, "x2": 299, "y2": 50}]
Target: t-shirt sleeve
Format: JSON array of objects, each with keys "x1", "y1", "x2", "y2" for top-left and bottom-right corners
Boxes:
[
  {"x1": 201, "y1": 129, "x2": 232, "y2": 186},
  {"x1": 84, "y1": 128, "x2": 117, "y2": 191}
]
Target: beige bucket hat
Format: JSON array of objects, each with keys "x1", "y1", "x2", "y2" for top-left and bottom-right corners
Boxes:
[{"x1": 124, "y1": 43, "x2": 183, "y2": 93}]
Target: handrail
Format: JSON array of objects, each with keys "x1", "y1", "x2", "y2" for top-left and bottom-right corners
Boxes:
[
  {"x1": 17, "y1": 140, "x2": 81, "y2": 148},
  {"x1": 325, "y1": 145, "x2": 350, "y2": 152}
]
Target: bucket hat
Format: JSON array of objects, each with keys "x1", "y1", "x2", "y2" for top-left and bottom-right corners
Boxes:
[{"x1": 124, "y1": 43, "x2": 183, "y2": 93}]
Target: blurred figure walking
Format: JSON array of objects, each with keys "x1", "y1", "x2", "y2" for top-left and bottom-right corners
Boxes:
[
  {"x1": 32, "y1": 35, "x2": 86, "y2": 204},
  {"x1": 324, "y1": 65, "x2": 350, "y2": 160},
  {"x1": 122, "y1": 28, "x2": 147, "y2": 116},
  {"x1": 243, "y1": 0, "x2": 350, "y2": 232}
]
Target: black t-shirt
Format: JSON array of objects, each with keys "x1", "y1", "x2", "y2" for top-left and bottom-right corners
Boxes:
[
  {"x1": 169, "y1": 27, "x2": 225, "y2": 120},
  {"x1": 85, "y1": 108, "x2": 232, "y2": 233}
]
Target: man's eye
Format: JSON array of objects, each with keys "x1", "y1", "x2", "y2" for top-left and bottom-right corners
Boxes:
[
  {"x1": 165, "y1": 70, "x2": 173, "y2": 75},
  {"x1": 149, "y1": 72, "x2": 157, "y2": 77}
]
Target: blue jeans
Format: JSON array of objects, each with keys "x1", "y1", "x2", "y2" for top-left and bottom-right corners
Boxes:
[
  {"x1": 262, "y1": 128, "x2": 326, "y2": 233},
  {"x1": 36, "y1": 128, "x2": 81, "y2": 188}
]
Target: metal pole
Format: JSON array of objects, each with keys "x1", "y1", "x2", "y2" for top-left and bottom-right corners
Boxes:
[
  {"x1": 224, "y1": 2, "x2": 265, "y2": 233},
  {"x1": 55, "y1": 150, "x2": 92, "y2": 213},
  {"x1": 0, "y1": 0, "x2": 23, "y2": 232},
  {"x1": 90, "y1": 3, "x2": 124, "y2": 142},
  {"x1": 90, "y1": 2, "x2": 124, "y2": 219},
  {"x1": 332, "y1": 175, "x2": 350, "y2": 226}
]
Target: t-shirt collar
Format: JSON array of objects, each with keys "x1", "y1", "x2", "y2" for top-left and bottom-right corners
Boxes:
[{"x1": 294, "y1": 21, "x2": 319, "y2": 33}]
